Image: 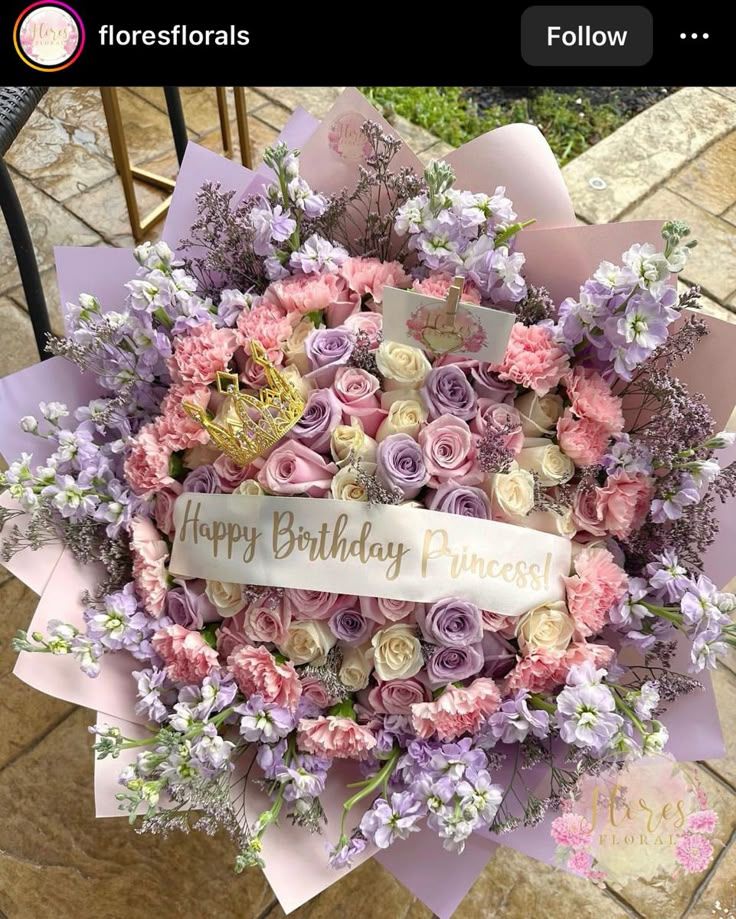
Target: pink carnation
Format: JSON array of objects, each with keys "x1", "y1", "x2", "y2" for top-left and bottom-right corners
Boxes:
[
  {"x1": 216, "y1": 611, "x2": 250, "y2": 659},
  {"x1": 237, "y1": 303, "x2": 292, "y2": 353},
  {"x1": 502, "y1": 649, "x2": 568, "y2": 694},
  {"x1": 563, "y1": 367, "x2": 624, "y2": 435},
  {"x1": 341, "y1": 257, "x2": 411, "y2": 304},
  {"x1": 129, "y1": 515, "x2": 169, "y2": 618},
  {"x1": 564, "y1": 547, "x2": 628, "y2": 638},
  {"x1": 227, "y1": 644, "x2": 302, "y2": 711},
  {"x1": 124, "y1": 425, "x2": 173, "y2": 497},
  {"x1": 168, "y1": 321, "x2": 241, "y2": 385},
  {"x1": 297, "y1": 716, "x2": 377, "y2": 759},
  {"x1": 557, "y1": 411, "x2": 611, "y2": 467},
  {"x1": 155, "y1": 383, "x2": 211, "y2": 452},
  {"x1": 412, "y1": 272, "x2": 481, "y2": 304},
  {"x1": 595, "y1": 469, "x2": 655, "y2": 539},
  {"x1": 263, "y1": 273, "x2": 353, "y2": 319},
  {"x1": 551, "y1": 812, "x2": 594, "y2": 849},
  {"x1": 497, "y1": 323, "x2": 570, "y2": 396},
  {"x1": 152, "y1": 624, "x2": 219, "y2": 684},
  {"x1": 410, "y1": 677, "x2": 501, "y2": 741},
  {"x1": 562, "y1": 642, "x2": 616, "y2": 675}
]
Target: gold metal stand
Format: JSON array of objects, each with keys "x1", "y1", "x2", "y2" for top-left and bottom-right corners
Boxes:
[
  {"x1": 100, "y1": 87, "x2": 175, "y2": 242},
  {"x1": 215, "y1": 87, "x2": 254, "y2": 169}
]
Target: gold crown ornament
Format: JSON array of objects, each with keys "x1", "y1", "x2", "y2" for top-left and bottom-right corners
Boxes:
[{"x1": 181, "y1": 341, "x2": 306, "y2": 467}]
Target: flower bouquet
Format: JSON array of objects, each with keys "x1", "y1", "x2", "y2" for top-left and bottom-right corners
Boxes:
[{"x1": 3, "y1": 89, "x2": 736, "y2": 914}]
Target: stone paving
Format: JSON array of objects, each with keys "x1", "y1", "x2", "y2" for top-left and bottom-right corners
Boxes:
[{"x1": 2, "y1": 87, "x2": 736, "y2": 919}]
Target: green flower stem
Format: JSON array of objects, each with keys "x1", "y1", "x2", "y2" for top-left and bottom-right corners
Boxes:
[
  {"x1": 642, "y1": 602, "x2": 684, "y2": 627},
  {"x1": 494, "y1": 218, "x2": 536, "y2": 247},
  {"x1": 339, "y1": 747, "x2": 401, "y2": 837},
  {"x1": 613, "y1": 691, "x2": 647, "y2": 735},
  {"x1": 152, "y1": 307, "x2": 174, "y2": 329},
  {"x1": 529, "y1": 694, "x2": 556, "y2": 714}
]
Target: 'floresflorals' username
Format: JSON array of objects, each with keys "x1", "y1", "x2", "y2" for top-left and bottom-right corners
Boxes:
[{"x1": 99, "y1": 25, "x2": 249, "y2": 46}]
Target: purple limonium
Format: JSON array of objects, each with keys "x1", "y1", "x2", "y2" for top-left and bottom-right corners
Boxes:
[
  {"x1": 182, "y1": 464, "x2": 220, "y2": 494},
  {"x1": 289, "y1": 388, "x2": 343, "y2": 452},
  {"x1": 359, "y1": 791, "x2": 425, "y2": 849},
  {"x1": 645, "y1": 550, "x2": 690, "y2": 603},
  {"x1": 376, "y1": 434, "x2": 429, "y2": 500},
  {"x1": 329, "y1": 607, "x2": 371, "y2": 645},
  {"x1": 165, "y1": 579, "x2": 219, "y2": 630},
  {"x1": 418, "y1": 597, "x2": 483, "y2": 647},
  {"x1": 426, "y1": 642, "x2": 484, "y2": 685},
  {"x1": 556, "y1": 663, "x2": 622, "y2": 754},
  {"x1": 651, "y1": 474, "x2": 701, "y2": 523},
  {"x1": 483, "y1": 689, "x2": 550, "y2": 745},
  {"x1": 421, "y1": 365, "x2": 477, "y2": 421},
  {"x1": 290, "y1": 234, "x2": 348, "y2": 274},
  {"x1": 236, "y1": 694, "x2": 295, "y2": 743},
  {"x1": 426, "y1": 482, "x2": 491, "y2": 519}
]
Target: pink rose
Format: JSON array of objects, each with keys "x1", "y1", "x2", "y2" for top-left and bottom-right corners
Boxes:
[
  {"x1": 564, "y1": 547, "x2": 628, "y2": 638},
  {"x1": 343, "y1": 311, "x2": 383, "y2": 348},
  {"x1": 297, "y1": 716, "x2": 377, "y2": 759},
  {"x1": 481, "y1": 610, "x2": 517, "y2": 638},
  {"x1": 359, "y1": 596, "x2": 420, "y2": 625},
  {"x1": 235, "y1": 347, "x2": 286, "y2": 389},
  {"x1": 257, "y1": 440, "x2": 337, "y2": 497},
  {"x1": 216, "y1": 611, "x2": 250, "y2": 660},
  {"x1": 557, "y1": 411, "x2": 611, "y2": 467},
  {"x1": 240, "y1": 597, "x2": 291, "y2": 644},
  {"x1": 168, "y1": 321, "x2": 241, "y2": 386},
  {"x1": 563, "y1": 368, "x2": 624, "y2": 435},
  {"x1": 412, "y1": 272, "x2": 481, "y2": 304},
  {"x1": 283, "y1": 589, "x2": 348, "y2": 621},
  {"x1": 228, "y1": 645, "x2": 302, "y2": 711},
  {"x1": 333, "y1": 366, "x2": 386, "y2": 437},
  {"x1": 572, "y1": 485, "x2": 608, "y2": 536},
  {"x1": 124, "y1": 425, "x2": 174, "y2": 498},
  {"x1": 152, "y1": 624, "x2": 219, "y2": 685},
  {"x1": 368, "y1": 677, "x2": 431, "y2": 714},
  {"x1": 411, "y1": 678, "x2": 501, "y2": 741},
  {"x1": 153, "y1": 483, "x2": 182, "y2": 540},
  {"x1": 300, "y1": 675, "x2": 342, "y2": 709},
  {"x1": 418, "y1": 414, "x2": 482, "y2": 487},
  {"x1": 341, "y1": 257, "x2": 411, "y2": 307},
  {"x1": 497, "y1": 323, "x2": 570, "y2": 396},
  {"x1": 470, "y1": 399, "x2": 524, "y2": 455},
  {"x1": 213, "y1": 454, "x2": 257, "y2": 492},
  {"x1": 130, "y1": 516, "x2": 169, "y2": 618},
  {"x1": 595, "y1": 470, "x2": 654, "y2": 539}
]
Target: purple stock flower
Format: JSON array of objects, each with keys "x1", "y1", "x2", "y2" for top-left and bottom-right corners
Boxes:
[
  {"x1": 680, "y1": 575, "x2": 722, "y2": 628},
  {"x1": 651, "y1": 474, "x2": 701, "y2": 523},
  {"x1": 426, "y1": 643, "x2": 484, "y2": 685},
  {"x1": 426, "y1": 482, "x2": 491, "y2": 519},
  {"x1": 134, "y1": 667, "x2": 175, "y2": 723},
  {"x1": 645, "y1": 550, "x2": 690, "y2": 603},
  {"x1": 289, "y1": 388, "x2": 343, "y2": 452},
  {"x1": 430, "y1": 737, "x2": 487, "y2": 780},
  {"x1": 290, "y1": 234, "x2": 348, "y2": 274},
  {"x1": 251, "y1": 201, "x2": 297, "y2": 256},
  {"x1": 236, "y1": 694, "x2": 295, "y2": 743},
  {"x1": 278, "y1": 752, "x2": 331, "y2": 803},
  {"x1": 257, "y1": 737, "x2": 288, "y2": 779},
  {"x1": 376, "y1": 434, "x2": 429, "y2": 499},
  {"x1": 182, "y1": 464, "x2": 220, "y2": 494},
  {"x1": 556, "y1": 664, "x2": 622, "y2": 754},
  {"x1": 609, "y1": 577, "x2": 651, "y2": 631},
  {"x1": 602, "y1": 433, "x2": 653, "y2": 476},
  {"x1": 421, "y1": 365, "x2": 477, "y2": 421},
  {"x1": 483, "y1": 689, "x2": 550, "y2": 745},
  {"x1": 418, "y1": 597, "x2": 483, "y2": 647},
  {"x1": 329, "y1": 607, "x2": 371, "y2": 645},
  {"x1": 359, "y1": 791, "x2": 425, "y2": 848},
  {"x1": 165, "y1": 579, "x2": 218, "y2": 630},
  {"x1": 456, "y1": 768, "x2": 503, "y2": 824},
  {"x1": 328, "y1": 835, "x2": 368, "y2": 870}
]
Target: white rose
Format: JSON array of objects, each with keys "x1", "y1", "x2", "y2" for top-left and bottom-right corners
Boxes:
[
  {"x1": 278, "y1": 620, "x2": 335, "y2": 665},
  {"x1": 233, "y1": 479, "x2": 264, "y2": 496},
  {"x1": 331, "y1": 419, "x2": 378, "y2": 465},
  {"x1": 486, "y1": 462, "x2": 536, "y2": 520},
  {"x1": 284, "y1": 317, "x2": 316, "y2": 375},
  {"x1": 376, "y1": 398, "x2": 428, "y2": 442},
  {"x1": 523, "y1": 507, "x2": 577, "y2": 538},
  {"x1": 515, "y1": 392, "x2": 563, "y2": 436},
  {"x1": 280, "y1": 363, "x2": 313, "y2": 400},
  {"x1": 516, "y1": 600, "x2": 574, "y2": 654},
  {"x1": 517, "y1": 444, "x2": 574, "y2": 486},
  {"x1": 331, "y1": 463, "x2": 376, "y2": 502},
  {"x1": 339, "y1": 644, "x2": 374, "y2": 691},
  {"x1": 371, "y1": 624, "x2": 423, "y2": 680},
  {"x1": 376, "y1": 341, "x2": 432, "y2": 391},
  {"x1": 205, "y1": 580, "x2": 245, "y2": 618}
]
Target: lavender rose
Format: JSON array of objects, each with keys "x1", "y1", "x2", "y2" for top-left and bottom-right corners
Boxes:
[
  {"x1": 470, "y1": 364, "x2": 516, "y2": 404},
  {"x1": 304, "y1": 327, "x2": 355, "y2": 385},
  {"x1": 165, "y1": 579, "x2": 219, "y2": 630},
  {"x1": 426, "y1": 482, "x2": 491, "y2": 518},
  {"x1": 182, "y1": 464, "x2": 220, "y2": 494},
  {"x1": 290, "y1": 388, "x2": 343, "y2": 453},
  {"x1": 426, "y1": 642, "x2": 484, "y2": 685},
  {"x1": 418, "y1": 597, "x2": 483, "y2": 647},
  {"x1": 377, "y1": 434, "x2": 429, "y2": 499},
  {"x1": 329, "y1": 607, "x2": 371, "y2": 645},
  {"x1": 421, "y1": 365, "x2": 477, "y2": 421}
]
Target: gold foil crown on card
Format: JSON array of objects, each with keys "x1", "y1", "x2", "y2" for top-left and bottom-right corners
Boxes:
[{"x1": 182, "y1": 340, "x2": 306, "y2": 467}]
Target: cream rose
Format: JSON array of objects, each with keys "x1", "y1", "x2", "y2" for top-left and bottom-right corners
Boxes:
[
  {"x1": 205, "y1": 580, "x2": 245, "y2": 618},
  {"x1": 517, "y1": 444, "x2": 574, "y2": 486},
  {"x1": 330, "y1": 463, "x2": 376, "y2": 502},
  {"x1": 280, "y1": 363, "x2": 313, "y2": 400},
  {"x1": 339, "y1": 644, "x2": 374, "y2": 691},
  {"x1": 376, "y1": 398, "x2": 428, "y2": 442},
  {"x1": 376, "y1": 341, "x2": 431, "y2": 391},
  {"x1": 278, "y1": 620, "x2": 336, "y2": 665},
  {"x1": 283, "y1": 318, "x2": 316, "y2": 374},
  {"x1": 233, "y1": 479, "x2": 264, "y2": 496},
  {"x1": 523, "y1": 507, "x2": 577, "y2": 538},
  {"x1": 371, "y1": 624, "x2": 423, "y2": 680},
  {"x1": 330, "y1": 419, "x2": 378, "y2": 465},
  {"x1": 516, "y1": 600, "x2": 574, "y2": 654},
  {"x1": 515, "y1": 391, "x2": 563, "y2": 436},
  {"x1": 487, "y1": 462, "x2": 536, "y2": 520}
]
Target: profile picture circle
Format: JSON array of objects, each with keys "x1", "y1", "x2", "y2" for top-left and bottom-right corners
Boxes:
[{"x1": 14, "y1": 1, "x2": 85, "y2": 72}]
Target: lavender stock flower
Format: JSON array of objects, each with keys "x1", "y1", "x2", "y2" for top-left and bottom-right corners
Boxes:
[
  {"x1": 556, "y1": 663, "x2": 622, "y2": 754},
  {"x1": 359, "y1": 791, "x2": 425, "y2": 848},
  {"x1": 484, "y1": 689, "x2": 550, "y2": 745},
  {"x1": 236, "y1": 694, "x2": 295, "y2": 743}
]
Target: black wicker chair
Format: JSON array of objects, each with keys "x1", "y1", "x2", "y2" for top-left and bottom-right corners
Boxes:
[{"x1": 0, "y1": 87, "x2": 52, "y2": 360}]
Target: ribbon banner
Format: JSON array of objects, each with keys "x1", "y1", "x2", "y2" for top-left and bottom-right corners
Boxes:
[{"x1": 170, "y1": 496, "x2": 571, "y2": 616}]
